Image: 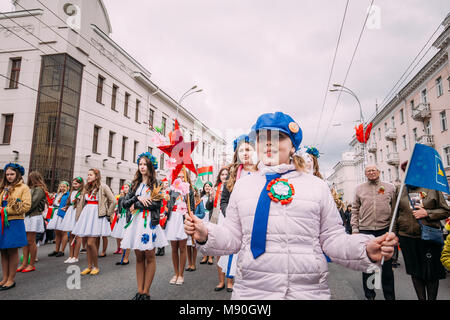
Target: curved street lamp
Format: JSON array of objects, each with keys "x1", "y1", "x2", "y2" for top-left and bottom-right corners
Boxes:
[{"x1": 177, "y1": 85, "x2": 203, "y2": 119}]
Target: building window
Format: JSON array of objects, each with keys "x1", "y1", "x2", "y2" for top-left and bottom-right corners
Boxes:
[
  {"x1": 421, "y1": 88, "x2": 427, "y2": 103},
  {"x1": 121, "y1": 136, "x2": 127, "y2": 161},
  {"x1": 393, "y1": 141, "x2": 397, "y2": 153},
  {"x1": 149, "y1": 108, "x2": 154, "y2": 127},
  {"x1": 400, "y1": 109, "x2": 404, "y2": 124},
  {"x1": 133, "y1": 140, "x2": 138, "y2": 163},
  {"x1": 202, "y1": 142, "x2": 206, "y2": 157},
  {"x1": 402, "y1": 135, "x2": 407, "y2": 150},
  {"x1": 106, "y1": 177, "x2": 112, "y2": 188},
  {"x1": 96, "y1": 75, "x2": 105, "y2": 104},
  {"x1": 111, "y1": 84, "x2": 118, "y2": 111},
  {"x1": 413, "y1": 128, "x2": 418, "y2": 142},
  {"x1": 119, "y1": 179, "x2": 125, "y2": 192},
  {"x1": 213, "y1": 148, "x2": 215, "y2": 159},
  {"x1": 384, "y1": 122, "x2": 387, "y2": 132},
  {"x1": 92, "y1": 125, "x2": 101, "y2": 153},
  {"x1": 436, "y1": 77, "x2": 443, "y2": 97},
  {"x1": 380, "y1": 149, "x2": 383, "y2": 162},
  {"x1": 135, "y1": 99, "x2": 140, "y2": 123},
  {"x1": 108, "y1": 131, "x2": 116, "y2": 157},
  {"x1": 410, "y1": 100, "x2": 414, "y2": 112},
  {"x1": 378, "y1": 128, "x2": 381, "y2": 140},
  {"x1": 172, "y1": 121, "x2": 176, "y2": 131},
  {"x1": 148, "y1": 146, "x2": 153, "y2": 154},
  {"x1": 46, "y1": 116, "x2": 57, "y2": 144},
  {"x1": 8, "y1": 58, "x2": 21, "y2": 89},
  {"x1": 124, "y1": 92, "x2": 130, "y2": 117},
  {"x1": 390, "y1": 116, "x2": 395, "y2": 128},
  {"x1": 444, "y1": 146, "x2": 450, "y2": 167},
  {"x1": 161, "y1": 117, "x2": 167, "y2": 136},
  {"x1": 440, "y1": 111, "x2": 447, "y2": 131},
  {"x1": 2, "y1": 114, "x2": 14, "y2": 144},
  {"x1": 388, "y1": 169, "x2": 392, "y2": 183},
  {"x1": 425, "y1": 120, "x2": 432, "y2": 135},
  {"x1": 381, "y1": 171, "x2": 385, "y2": 181}
]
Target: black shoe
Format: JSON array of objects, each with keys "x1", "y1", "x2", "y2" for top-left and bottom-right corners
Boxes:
[
  {"x1": 214, "y1": 285, "x2": 225, "y2": 292},
  {"x1": 155, "y1": 249, "x2": 161, "y2": 256},
  {"x1": 55, "y1": 252, "x2": 64, "y2": 257},
  {"x1": 185, "y1": 267, "x2": 192, "y2": 272},
  {"x1": 48, "y1": 251, "x2": 58, "y2": 257},
  {"x1": 0, "y1": 282, "x2": 16, "y2": 291},
  {"x1": 226, "y1": 287, "x2": 233, "y2": 293},
  {"x1": 131, "y1": 293, "x2": 141, "y2": 300},
  {"x1": 80, "y1": 249, "x2": 87, "y2": 253},
  {"x1": 142, "y1": 294, "x2": 151, "y2": 300},
  {"x1": 116, "y1": 261, "x2": 129, "y2": 266},
  {"x1": 200, "y1": 259, "x2": 207, "y2": 264},
  {"x1": 160, "y1": 248, "x2": 165, "y2": 256}
]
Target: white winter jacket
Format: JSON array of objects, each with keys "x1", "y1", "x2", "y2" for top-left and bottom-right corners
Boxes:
[{"x1": 198, "y1": 163, "x2": 377, "y2": 299}]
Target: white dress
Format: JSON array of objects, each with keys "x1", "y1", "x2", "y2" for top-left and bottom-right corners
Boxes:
[
  {"x1": 60, "y1": 191, "x2": 79, "y2": 232},
  {"x1": 201, "y1": 195, "x2": 210, "y2": 224},
  {"x1": 164, "y1": 193, "x2": 188, "y2": 241},
  {"x1": 24, "y1": 215, "x2": 45, "y2": 233},
  {"x1": 121, "y1": 183, "x2": 168, "y2": 251},
  {"x1": 111, "y1": 202, "x2": 127, "y2": 239},
  {"x1": 71, "y1": 194, "x2": 111, "y2": 237},
  {"x1": 46, "y1": 194, "x2": 64, "y2": 230}
]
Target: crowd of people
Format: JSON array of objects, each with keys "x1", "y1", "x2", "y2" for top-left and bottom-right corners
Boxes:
[{"x1": 0, "y1": 111, "x2": 448, "y2": 300}]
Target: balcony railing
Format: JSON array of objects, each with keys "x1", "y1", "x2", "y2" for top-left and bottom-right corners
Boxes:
[
  {"x1": 412, "y1": 103, "x2": 431, "y2": 121},
  {"x1": 384, "y1": 127, "x2": 397, "y2": 141},
  {"x1": 417, "y1": 134, "x2": 434, "y2": 147},
  {"x1": 387, "y1": 152, "x2": 400, "y2": 166}
]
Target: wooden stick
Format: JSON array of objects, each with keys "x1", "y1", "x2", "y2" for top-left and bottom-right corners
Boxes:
[{"x1": 183, "y1": 165, "x2": 194, "y2": 219}]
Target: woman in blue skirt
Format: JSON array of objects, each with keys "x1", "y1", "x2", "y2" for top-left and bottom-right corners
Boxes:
[{"x1": 0, "y1": 163, "x2": 31, "y2": 290}]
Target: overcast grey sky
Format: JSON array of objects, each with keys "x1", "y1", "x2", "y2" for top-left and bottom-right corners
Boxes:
[{"x1": 2, "y1": 0, "x2": 449, "y2": 175}]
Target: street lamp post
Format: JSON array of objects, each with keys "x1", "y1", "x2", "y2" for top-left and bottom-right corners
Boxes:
[
  {"x1": 177, "y1": 85, "x2": 203, "y2": 119},
  {"x1": 330, "y1": 84, "x2": 367, "y2": 182}
]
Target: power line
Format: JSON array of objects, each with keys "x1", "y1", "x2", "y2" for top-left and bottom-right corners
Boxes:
[
  {"x1": 377, "y1": 22, "x2": 443, "y2": 110},
  {"x1": 312, "y1": 0, "x2": 350, "y2": 145},
  {"x1": 318, "y1": 0, "x2": 375, "y2": 149}
]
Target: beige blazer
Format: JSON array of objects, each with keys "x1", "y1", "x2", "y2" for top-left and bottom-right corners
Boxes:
[{"x1": 75, "y1": 184, "x2": 115, "y2": 221}]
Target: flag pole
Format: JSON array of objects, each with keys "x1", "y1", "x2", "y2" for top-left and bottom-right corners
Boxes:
[{"x1": 381, "y1": 143, "x2": 416, "y2": 266}]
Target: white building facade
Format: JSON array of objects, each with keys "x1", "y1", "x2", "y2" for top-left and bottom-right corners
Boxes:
[
  {"x1": 326, "y1": 151, "x2": 358, "y2": 204},
  {"x1": 0, "y1": 0, "x2": 227, "y2": 192}
]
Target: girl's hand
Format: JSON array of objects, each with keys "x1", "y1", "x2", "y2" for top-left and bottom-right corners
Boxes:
[
  {"x1": 184, "y1": 213, "x2": 208, "y2": 243},
  {"x1": 366, "y1": 232, "x2": 398, "y2": 262},
  {"x1": 413, "y1": 206, "x2": 428, "y2": 219},
  {"x1": 137, "y1": 196, "x2": 152, "y2": 207}
]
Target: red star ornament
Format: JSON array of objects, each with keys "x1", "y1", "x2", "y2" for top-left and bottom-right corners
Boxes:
[{"x1": 158, "y1": 121, "x2": 198, "y2": 181}]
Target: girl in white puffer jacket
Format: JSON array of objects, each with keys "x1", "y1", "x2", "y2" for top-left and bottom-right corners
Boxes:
[{"x1": 185, "y1": 112, "x2": 398, "y2": 300}]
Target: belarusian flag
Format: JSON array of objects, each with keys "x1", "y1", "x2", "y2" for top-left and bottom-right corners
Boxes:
[{"x1": 198, "y1": 166, "x2": 213, "y2": 177}]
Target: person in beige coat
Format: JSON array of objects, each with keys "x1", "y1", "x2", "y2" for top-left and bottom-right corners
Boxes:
[
  {"x1": 0, "y1": 163, "x2": 31, "y2": 290},
  {"x1": 72, "y1": 168, "x2": 115, "y2": 275}
]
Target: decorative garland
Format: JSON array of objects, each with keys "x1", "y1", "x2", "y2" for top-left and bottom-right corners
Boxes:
[
  {"x1": 4, "y1": 163, "x2": 25, "y2": 176},
  {"x1": 306, "y1": 146, "x2": 320, "y2": 159},
  {"x1": 137, "y1": 152, "x2": 158, "y2": 170},
  {"x1": 267, "y1": 178, "x2": 295, "y2": 205}
]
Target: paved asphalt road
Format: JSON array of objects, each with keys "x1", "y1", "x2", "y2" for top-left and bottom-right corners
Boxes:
[{"x1": 1, "y1": 237, "x2": 449, "y2": 300}]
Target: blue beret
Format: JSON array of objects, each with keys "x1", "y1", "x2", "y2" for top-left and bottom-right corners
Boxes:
[{"x1": 253, "y1": 112, "x2": 302, "y2": 151}]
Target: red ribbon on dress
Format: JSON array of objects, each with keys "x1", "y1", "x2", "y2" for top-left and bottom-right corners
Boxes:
[
  {"x1": 0, "y1": 207, "x2": 8, "y2": 234},
  {"x1": 45, "y1": 207, "x2": 54, "y2": 220},
  {"x1": 110, "y1": 212, "x2": 118, "y2": 231},
  {"x1": 86, "y1": 201, "x2": 99, "y2": 205},
  {"x1": 214, "y1": 182, "x2": 222, "y2": 208}
]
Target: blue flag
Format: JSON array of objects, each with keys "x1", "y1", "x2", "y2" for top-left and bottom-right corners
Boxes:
[{"x1": 405, "y1": 143, "x2": 449, "y2": 193}]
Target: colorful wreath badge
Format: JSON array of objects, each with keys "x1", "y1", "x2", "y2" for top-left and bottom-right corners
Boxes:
[
  {"x1": 420, "y1": 191, "x2": 427, "y2": 199},
  {"x1": 267, "y1": 178, "x2": 295, "y2": 205},
  {"x1": 378, "y1": 186, "x2": 385, "y2": 195}
]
